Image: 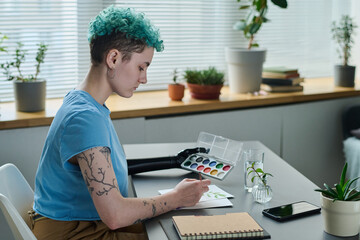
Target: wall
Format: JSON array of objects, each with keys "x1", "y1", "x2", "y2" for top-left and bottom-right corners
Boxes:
[{"x1": 1, "y1": 96, "x2": 360, "y2": 239}]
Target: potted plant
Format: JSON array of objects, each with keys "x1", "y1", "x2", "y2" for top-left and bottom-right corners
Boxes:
[
  {"x1": 225, "y1": 0, "x2": 287, "y2": 93},
  {"x1": 168, "y1": 68, "x2": 185, "y2": 101},
  {"x1": 0, "y1": 41, "x2": 48, "y2": 112},
  {"x1": 315, "y1": 162, "x2": 360, "y2": 237},
  {"x1": 184, "y1": 67, "x2": 224, "y2": 100},
  {"x1": 331, "y1": 15, "x2": 358, "y2": 87},
  {"x1": 247, "y1": 162, "x2": 273, "y2": 203}
]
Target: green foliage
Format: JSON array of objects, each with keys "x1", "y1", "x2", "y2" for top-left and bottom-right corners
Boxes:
[
  {"x1": 184, "y1": 67, "x2": 225, "y2": 85},
  {"x1": 172, "y1": 68, "x2": 179, "y2": 84},
  {"x1": 331, "y1": 15, "x2": 358, "y2": 66},
  {"x1": 247, "y1": 162, "x2": 273, "y2": 187},
  {"x1": 0, "y1": 33, "x2": 8, "y2": 53},
  {"x1": 315, "y1": 163, "x2": 360, "y2": 201},
  {"x1": 233, "y1": 0, "x2": 287, "y2": 49},
  {"x1": 0, "y1": 41, "x2": 48, "y2": 82}
]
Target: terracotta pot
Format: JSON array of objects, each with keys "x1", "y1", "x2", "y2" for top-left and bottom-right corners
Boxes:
[
  {"x1": 168, "y1": 84, "x2": 185, "y2": 101},
  {"x1": 187, "y1": 83, "x2": 223, "y2": 100}
]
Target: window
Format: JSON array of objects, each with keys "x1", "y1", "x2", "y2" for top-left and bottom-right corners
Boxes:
[{"x1": 0, "y1": 0, "x2": 358, "y2": 102}]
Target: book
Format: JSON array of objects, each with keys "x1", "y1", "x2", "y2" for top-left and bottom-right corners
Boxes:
[
  {"x1": 172, "y1": 212, "x2": 270, "y2": 240},
  {"x1": 262, "y1": 71, "x2": 300, "y2": 79},
  {"x1": 261, "y1": 83, "x2": 303, "y2": 93},
  {"x1": 262, "y1": 77, "x2": 304, "y2": 86},
  {"x1": 263, "y1": 66, "x2": 298, "y2": 74}
]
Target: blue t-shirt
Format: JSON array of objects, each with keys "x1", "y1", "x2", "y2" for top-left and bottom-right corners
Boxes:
[{"x1": 33, "y1": 90, "x2": 128, "y2": 221}]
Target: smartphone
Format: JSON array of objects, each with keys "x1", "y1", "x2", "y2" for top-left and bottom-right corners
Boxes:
[{"x1": 262, "y1": 201, "x2": 321, "y2": 222}]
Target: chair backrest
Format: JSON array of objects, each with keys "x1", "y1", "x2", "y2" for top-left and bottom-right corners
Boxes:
[
  {"x1": 342, "y1": 105, "x2": 360, "y2": 139},
  {"x1": 0, "y1": 163, "x2": 37, "y2": 240}
]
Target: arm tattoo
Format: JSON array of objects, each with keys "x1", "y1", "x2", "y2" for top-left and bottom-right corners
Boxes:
[
  {"x1": 152, "y1": 203, "x2": 156, "y2": 216},
  {"x1": 133, "y1": 218, "x2": 150, "y2": 224},
  {"x1": 77, "y1": 148, "x2": 119, "y2": 196},
  {"x1": 99, "y1": 147, "x2": 111, "y2": 168}
]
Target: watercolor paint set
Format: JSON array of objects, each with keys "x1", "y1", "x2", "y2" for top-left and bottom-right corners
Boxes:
[{"x1": 181, "y1": 132, "x2": 243, "y2": 180}]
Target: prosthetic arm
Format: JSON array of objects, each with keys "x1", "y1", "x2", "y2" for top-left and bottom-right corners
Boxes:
[{"x1": 127, "y1": 147, "x2": 208, "y2": 175}]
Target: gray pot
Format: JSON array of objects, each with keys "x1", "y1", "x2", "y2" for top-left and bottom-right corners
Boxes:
[
  {"x1": 13, "y1": 80, "x2": 46, "y2": 112},
  {"x1": 225, "y1": 48, "x2": 266, "y2": 93},
  {"x1": 334, "y1": 65, "x2": 356, "y2": 87}
]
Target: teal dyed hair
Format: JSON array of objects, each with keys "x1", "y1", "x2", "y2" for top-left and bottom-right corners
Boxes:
[{"x1": 88, "y1": 6, "x2": 164, "y2": 52}]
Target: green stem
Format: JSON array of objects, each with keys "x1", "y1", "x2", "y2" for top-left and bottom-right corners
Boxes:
[{"x1": 250, "y1": 165, "x2": 267, "y2": 186}]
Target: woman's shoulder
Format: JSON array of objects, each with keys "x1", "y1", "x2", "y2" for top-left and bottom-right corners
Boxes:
[{"x1": 56, "y1": 90, "x2": 107, "y2": 126}]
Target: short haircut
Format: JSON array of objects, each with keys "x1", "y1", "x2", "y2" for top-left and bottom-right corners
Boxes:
[{"x1": 88, "y1": 6, "x2": 164, "y2": 65}]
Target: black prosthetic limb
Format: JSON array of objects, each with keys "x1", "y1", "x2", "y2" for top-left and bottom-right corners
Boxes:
[{"x1": 127, "y1": 147, "x2": 208, "y2": 175}]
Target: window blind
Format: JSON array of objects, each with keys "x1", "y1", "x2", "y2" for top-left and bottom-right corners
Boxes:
[
  {"x1": 0, "y1": 0, "x2": 102, "y2": 102},
  {"x1": 0, "y1": 0, "x2": 358, "y2": 102},
  {"x1": 107, "y1": 0, "x2": 246, "y2": 91}
]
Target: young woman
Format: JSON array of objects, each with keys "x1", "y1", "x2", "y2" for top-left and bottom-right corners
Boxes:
[{"x1": 31, "y1": 6, "x2": 211, "y2": 240}]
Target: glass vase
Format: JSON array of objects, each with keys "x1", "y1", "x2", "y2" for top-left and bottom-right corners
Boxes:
[{"x1": 252, "y1": 179, "x2": 273, "y2": 203}]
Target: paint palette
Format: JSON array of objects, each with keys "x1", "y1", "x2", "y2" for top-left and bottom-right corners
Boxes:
[{"x1": 181, "y1": 132, "x2": 243, "y2": 180}]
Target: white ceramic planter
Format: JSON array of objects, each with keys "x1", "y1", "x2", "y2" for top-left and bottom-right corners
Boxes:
[
  {"x1": 321, "y1": 194, "x2": 360, "y2": 237},
  {"x1": 225, "y1": 47, "x2": 266, "y2": 93}
]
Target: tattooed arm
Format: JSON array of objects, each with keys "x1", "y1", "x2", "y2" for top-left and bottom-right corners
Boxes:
[{"x1": 72, "y1": 146, "x2": 211, "y2": 230}]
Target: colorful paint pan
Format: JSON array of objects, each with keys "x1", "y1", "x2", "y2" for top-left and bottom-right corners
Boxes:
[
  {"x1": 202, "y1": 158, "x2": 210, "y2": 165},
  {"x1": 197, "y1": 165, "x2": 205, "y2": 171},
  {"x1": 180, "y1": 154, "x2": 234, "y2": 180}
]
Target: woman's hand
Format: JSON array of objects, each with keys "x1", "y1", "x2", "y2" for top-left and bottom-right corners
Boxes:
[{"x1": 172, "y1": 178, "x2": 211, "y2": 208}]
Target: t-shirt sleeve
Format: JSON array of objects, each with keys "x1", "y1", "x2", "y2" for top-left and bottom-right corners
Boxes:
[{"x1": 60, "y1": 110, "x2": 111, "y2": 171}]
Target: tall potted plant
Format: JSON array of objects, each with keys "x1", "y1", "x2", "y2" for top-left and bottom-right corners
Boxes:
[
  {"x1": 1, "y1": 41, "x2": 48, "y2": 112},
  {"x1": 184, "y1": 67, "x2": 224, "y2": 100},
  {"x1": 331, "y1": 15, "x2": 358, "y2": 87},
  {"x1": 225, "y1": 0, "x2": 287, "y2": 93},
  {"x1": 315, "y1": 163, "x2": 360, "y2": 237}
]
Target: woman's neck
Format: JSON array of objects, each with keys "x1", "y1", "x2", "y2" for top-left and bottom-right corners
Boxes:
[{"x1": 77, "y1": 65, "x2": 112, "y2": 105}]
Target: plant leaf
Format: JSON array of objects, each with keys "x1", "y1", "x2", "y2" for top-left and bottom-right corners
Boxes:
[
  {"x1": 324, "y1": 183, "x2": 338, "y2": 197},
  {"x1": 344, "y1": 177, "x2": 360, "y2": 196},
  {"x1": 239, "y1": 5, "x2": 250, "y2": 9},
  {"x1": 335, "y1": 184, "x2": 343, "y2": 200},
  {"x1": 251, "y1": 176, "x2": 256, "y2": 183},
  {"x1": 315, "y1": 189, "x2": 338, "y2": 199},
  {"x1": 271, "y1": 0, "x2": 288, "y2": 8},
  {"x1": 340, "y1": 162, "x2": 348, "y2": 187},
  {"x1": 346, "y1": 191, "x2": 360, "y2": 201},
  {"x1": 249, "y1": 22, "x2": 262, "y2": 35}
]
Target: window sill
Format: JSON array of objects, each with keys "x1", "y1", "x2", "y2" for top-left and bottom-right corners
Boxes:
[{"x1": 1, "y1": 77, "x2": 359, "y2": 130}]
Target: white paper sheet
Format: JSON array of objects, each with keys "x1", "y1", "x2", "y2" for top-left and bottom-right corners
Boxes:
[{"x1": 158, "y1": 185, "x2": 234, "y2": 209}]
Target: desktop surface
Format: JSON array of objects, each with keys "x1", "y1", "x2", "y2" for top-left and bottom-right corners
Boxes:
[{"x1": 124, "y1": 141, "x2": 355, "y2": 240}]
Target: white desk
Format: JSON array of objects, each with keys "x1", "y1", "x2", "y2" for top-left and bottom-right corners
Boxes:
[{"x1": 124, "y1": 141, "x2": 356, "y2": 240}]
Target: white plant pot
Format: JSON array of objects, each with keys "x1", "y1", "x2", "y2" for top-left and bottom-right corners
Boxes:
[
  {"x1": 225, "y1": 47, "x2": 266, "y2": 93},
  {"x1": 321, "y1": 194, "x2": 360, "y2": 237}
]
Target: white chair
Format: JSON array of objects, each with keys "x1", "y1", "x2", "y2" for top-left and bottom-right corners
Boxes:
[{"x1": 0, "y1": 163, "x2": 37, "y2": 240}]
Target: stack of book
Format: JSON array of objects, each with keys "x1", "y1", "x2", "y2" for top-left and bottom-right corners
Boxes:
[{"x1": 261, "y1": 67, "x2": 304, "y2": 92}]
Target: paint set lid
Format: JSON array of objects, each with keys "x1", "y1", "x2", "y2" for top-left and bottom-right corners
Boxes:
[{"x1": 196, "y1": 132, "x2": 243, "y2": 166}]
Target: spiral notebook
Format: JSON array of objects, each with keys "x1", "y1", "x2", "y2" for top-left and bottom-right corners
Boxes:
[{"x1": 171, "y1": 212, "x2": 270, "y2": 240}]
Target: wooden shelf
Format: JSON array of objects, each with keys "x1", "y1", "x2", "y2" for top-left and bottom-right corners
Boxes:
[{"x1": 1, "y1": 77, "x2": 360, "y2": 130}]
